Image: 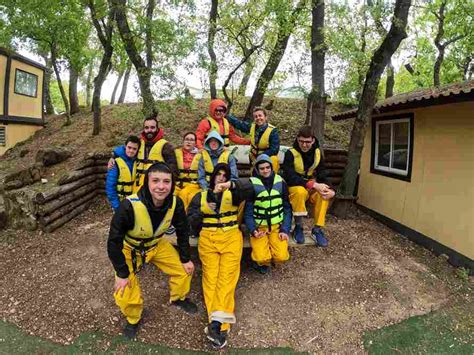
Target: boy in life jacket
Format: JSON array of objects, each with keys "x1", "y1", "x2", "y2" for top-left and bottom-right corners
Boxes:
[
  {"x1": 107, "y1": 163, "x2": 197, "y2": 340},
  {"x1": 196, "y1": 99, "x2": 250, "y2": 149},
  {"x1": 281, "y1": 126, "x2": 335, "y2": 247},
  {"x1": 227, "y1": 106, "x2": 280, "y2": 171},
  {"x1": 106, "y1": 135, "x2": 140, "y2": 212},
  {"x1": 244, "y1": 154, "x2": 292, "y2": 274},
  {"x1": 197, "y1": 131, "x2": 239, "y2": 191},
  {"x1": 174, "y1": 132, "x2": 201, "y2": 210},
  {"x1": 187, "y1": 163, "x2": 252, "y2": 349}
]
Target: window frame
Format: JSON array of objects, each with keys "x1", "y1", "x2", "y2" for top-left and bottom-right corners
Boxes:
[
  {"x1": 14, "y1": 68, "x2": 38, "y2": 98},
  {"x1": 370, "y1": 113, "x2": 414, "y2": 182}
]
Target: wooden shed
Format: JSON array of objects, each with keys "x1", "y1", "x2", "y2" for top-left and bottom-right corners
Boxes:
[
  {"x1": 0, "y1": 47, "x2": 45, "y2": 156},
  {"x1": 333, "y1": 81, "x2": 474, "y2": 272}
]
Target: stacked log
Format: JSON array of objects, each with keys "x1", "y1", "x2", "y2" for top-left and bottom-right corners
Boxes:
[{"x1": 35, "y1": 152, "x2": 109, "y2": 233}]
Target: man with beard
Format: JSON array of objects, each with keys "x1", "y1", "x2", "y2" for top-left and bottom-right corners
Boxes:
[
  {"x1": 134, "y1": 115, "x2": 178, "y2": 192},
  {"x1": 281, "y1": 125, "x2": 335, "y2": 247}
]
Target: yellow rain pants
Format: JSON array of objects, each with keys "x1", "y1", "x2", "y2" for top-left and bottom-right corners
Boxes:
[
  {"x1": 271, "y1": 155, "x2": 280, "y2": 173},
  {"x1": 114, "y1": 237, "x2": 192, "y2": 325},
  {"x1": 288, "y1": 186, "x2": 330, "y2": 227},
  {"x1": 174, "y1": 183, "x2": 201, "y2": 210},
  {"x1": 250, "y1": 225, "x2": 289, "y2": 266},
  {"x1": 198, "y1": 228, "x2": 243, "y2": 332}
]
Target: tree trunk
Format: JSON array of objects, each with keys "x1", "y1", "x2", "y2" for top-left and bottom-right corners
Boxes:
[
  {"x1": 86, "y1": 62, "x2": 93, "y2": 108},
  {"x1": 39, "y1": 52, "x2": 55, "y2": 115},
  {"x1": 69, "y1": 66, "x2": 80, "y2": 114},
  {"x1": 238, "y1": 60, "x2": 253, "y2": 96},
  {"x1": 50, "y1": 44, "x2": 71, "y2": 125},
  {"x1": 308, "y1": 0, "x2": 326, "y2": 144},
  {"x1": 118, "y1": 61, "x2": 132, "y2": 103},
  {"x1": 92, "y1": 46, "x2": 113, "y2": 135},
  {"x1": 110, "y1": 69, "x2": 124, "y2": 105},
  {"x1": 207, "y1": 0, "x2": 218, "y2": 99},
  {"x1": 112, "y1": 0, "x2": 156, "y2": 118},
  {"x1": 385, "y1": 61, "x2": 394, "y2": 97},
  {"x1": 337, "y1": 0, "x2": 411, "y2": 200},
  {"x1": 245, "y1": 0, "x2": 306, "y2": 120}
]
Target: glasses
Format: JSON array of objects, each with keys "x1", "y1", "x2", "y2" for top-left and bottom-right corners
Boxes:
[
  {"x1": 297, "y1": 139, "x2": 313, "y2": 145},
  {"x1": 215, "y1": 109, "x2": 226, "y2": 113}
]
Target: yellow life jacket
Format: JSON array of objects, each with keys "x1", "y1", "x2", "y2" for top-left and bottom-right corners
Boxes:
[
  {"x1": 115, "y1": 157, "x2": 136, "y2": 200},
  {"x1": 206, "y1": 116, "x2": 230, "y2": 147},
  {"x1": 134, "y1": 138, "x2": 168, "y2": 192},
  {"x1": 175, "y1": 148, "x2": 201, "y2": 185},
  {"x1": 200, "y1": 190, "x2": 238, "y2": 231},
  {"x1": 250, "y1": 123, "x2": 275, "y2": 162},
  {"x1": 124, "y1": 194, "x2": 176, "y2": 273},
  {"x1": 289, "y1": 148, "x2": 321, "y2": 179},
  {"x1": 201, "y1": 149, "x2": 231, "y2": 182}
]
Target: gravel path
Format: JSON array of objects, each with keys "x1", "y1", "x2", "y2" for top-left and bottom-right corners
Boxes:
[{"x1": 0, "y1": 197, "x2": 464, "y2": 352}]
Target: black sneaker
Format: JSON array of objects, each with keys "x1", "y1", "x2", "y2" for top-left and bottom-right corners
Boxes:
[
  {"x1": 165, "y1": 226, "x2": 176, "y2": 235},
  {"x1": 205, "y1": 321, "x2": 227, "y2": 349},
  {"x1": 252, "y1": 262, "x2": 270, "y2": 274},
  {"x1": 171, "y1": 298, "x2": 198, "y2": 314},
  {"x1": 123, "y1": 321, "x2": 140, "y2": 339}
]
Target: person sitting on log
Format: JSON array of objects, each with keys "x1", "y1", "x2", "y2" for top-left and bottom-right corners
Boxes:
[
  {"x1": 105, "y1": 135, "x2": 140, "y2": 212},
  {"x1": 281, "y1": 125, "x2": 335, "y2": 247},
  {"x1": 227, "y1": 106, "x2": 280, "y2": 172},
  {"x1": 174, "y1": 132, "x2": 201, "y2": 210},
  {"x1": 197, "y1": 131, "x2": 239, "y2": 191},
  {"x1": 196, "y1": 99, "x2": 250, "y2": 149},
  {"x1": 244, "y1": 154, "x2": 292, "y2": 274},
  {"x1": 187, "y1": 163, "x2": 252, "y2": 349},
  {"x1": 107, "y1": 162, "x2": 197, "y2": 340}
]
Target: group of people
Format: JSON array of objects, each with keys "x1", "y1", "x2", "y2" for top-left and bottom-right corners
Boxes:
[{"x1": 105, "y1": 99, "x2": 335, "y2": 348}]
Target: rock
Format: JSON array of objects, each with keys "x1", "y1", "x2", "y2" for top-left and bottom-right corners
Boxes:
[{"x1": 36, "y1": 148, "x2": 72, "y2": 167}]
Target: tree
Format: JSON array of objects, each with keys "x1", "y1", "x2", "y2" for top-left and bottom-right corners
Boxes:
[
  {"x1": 336, "y1": 0, "x2": 412, "y2": 203},
  {"x1": 118, "y1": 61, "x2": 132, "y2": 103},
  {"x1": 207, "y1": 0, "x2": 218, "y2": 99},
  {"x1": 244, "y1": 0, "x2": 306, "y2": 119},
  {"x1": 87, "y1": 0, "x2": 115, "y2": 135},
  {"x1": 307, "y1": 0, "x2": 326, "y2": 144}
]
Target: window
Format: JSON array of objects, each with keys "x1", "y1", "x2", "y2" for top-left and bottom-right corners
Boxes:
[
  {"x1": 0, "y1": 127, "x2": 5, "y2": 146},
  {"x1": 371, "y1": 114, "x2": 414, "y2": 181},
  {"x1": 14, "y1": 69, "x2": 38, "y2": 97}
]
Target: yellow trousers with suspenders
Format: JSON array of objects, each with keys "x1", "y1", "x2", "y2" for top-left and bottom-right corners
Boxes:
[
  {"x1": 114, "y1": 237, "x2": 192, "y2": 325},
  {"x1": 174, "y1": 183, "x2": 201, "y2": 210},
  {"x1": 288, "y1": 186, "x2": 330, "y2": 227},
  {"x1": 250, "y1": 225, "x2": 289, "y2": 266}
]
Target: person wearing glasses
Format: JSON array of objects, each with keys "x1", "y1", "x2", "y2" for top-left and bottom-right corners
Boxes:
[
  {"x1": 174, "y1": 132, "x2": 201, "y2": 210},
  {"x1": 195, "y1": 99, "x2": 250, "y2": 149},
  {"x1": 281, "y1": 126, "x2": 335, "y2": 247},
  {"x1": 244, "y1": 154, "x2": 292, "y2": 274}
]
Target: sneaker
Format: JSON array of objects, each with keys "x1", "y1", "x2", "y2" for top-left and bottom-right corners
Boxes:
[
  {"x1": 165, "y1": 226, "x2": 176, "y2": 235},
  {"x1": 252, "y1": 262, "x2": 270, "y2": 274},
  {"x1": 205, "y1": 321, "x2": 227, "y2": 349},
  {"x1": 171, "y1": 298, "x2": 198, "y2": 314},
  {"x1": 310, "y1": 226, "x2": 328, "y2": 247},
  {"x1": 292, "y1": 224, "x2": 305, "y2": 244},
  {"x1": 123, "y1": 321, "x2": 140, "y2": 339}
]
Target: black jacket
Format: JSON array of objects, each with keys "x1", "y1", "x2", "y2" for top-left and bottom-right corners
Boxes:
[
  {"x1": 281, "y1": 137, "x2": 331, "y2": 188},
  {"x1": 107, "y1": 187, "x2": 191, "y2": 279},
  {"x1": 187, "y1": 178, "x2": 254, "y2": 236}
]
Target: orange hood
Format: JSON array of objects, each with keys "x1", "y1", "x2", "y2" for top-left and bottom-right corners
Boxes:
[{"x1": 209, "y1": 99, "x2": 227, "y2": 120}]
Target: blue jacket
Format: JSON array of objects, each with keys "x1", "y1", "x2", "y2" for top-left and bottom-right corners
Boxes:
[
  {"x1": 243, "y1": 154, "x2": 292, "y2": 234},
  {"x1": 197, "y1": 131, "x2": 239, "y2": 190},
  {"x1": 106, "y1": 145, "x2": 136, "y2": 210},
  {"x1": 227, "y1": 114, "x2": 280, "y2": 157}
]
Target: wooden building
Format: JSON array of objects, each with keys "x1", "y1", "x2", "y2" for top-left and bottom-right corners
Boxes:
[
  {"x1": 333, "y1": 81, "x2": 474, "y2": 272},
  {"x1": 0, "y1": 47, "x2": 45, "y2": 156}
]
